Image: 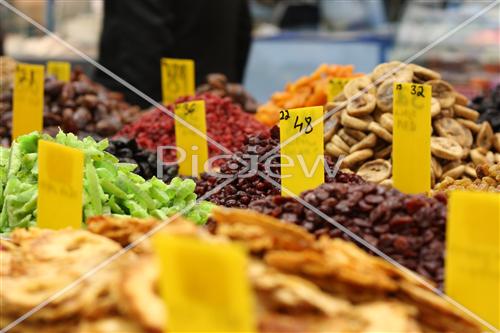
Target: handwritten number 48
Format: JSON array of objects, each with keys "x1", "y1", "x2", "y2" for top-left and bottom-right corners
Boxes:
[{"x1": 293, "y1": 116, "x2": 313, "y2": 134}]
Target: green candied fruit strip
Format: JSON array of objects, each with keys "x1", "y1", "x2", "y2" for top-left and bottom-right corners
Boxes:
[
  {"x1": 151, "y1": 209, "x2": 167, "y2": 220},
  {"x1": 117, "y1": 163, "x2": 138, "y2": 174},
  {"x1": 17, "y1": 132, "x2": 40, "y2": 154},
  {"x1": 149, "y1": 186, "x2": 171, "y2": 206},
  {"x1": 108, "y1": 196, "x2": 125, "y2": 214},
  {"x1": 117, "y1": 172, "x2": 155, "y2": 210},
  {"x1": 85, "y1": 162, "x2": 103, "y2": 215},
  {"x1": 7, "y1": 143, "x2": 22, "y2": 178},
  {"x1": 100, "y1": 179, "x2": 130, "y2": 200},
  {"x1": 123, "y1": 200, "x2": 148, "y2": 218}
]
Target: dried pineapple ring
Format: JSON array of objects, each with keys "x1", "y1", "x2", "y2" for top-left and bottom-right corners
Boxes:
[
  {"x1": 343, "y1": 76, "x2": 375, "y2": 98},
  {"x1": 357, "y1": 159, "x2": 392, "y2": 183},
  {"x1": 431, "y1": 137, "x2": 463, "y2": 160},
  {"x1": 371, "y1": 61, "x2": 413, "y2": 84},
  {"x1": 434, "y1": 118, "x2": 471, "y2": 148},
  {"x1": 118, "y1": 256, "x2": 165, "y2": 332},
  {"x1": 408, "y1": 64, "x2": 441, "y2": 81},
  {"x1": 347, "y1": 94, "x2": 376, "y2": 116},
  {"x1": 476, "y1": 122, "x2": 494, "y2": 152},
  {"x1": 427, "y1": 80, "x2": 456, "y2": 108}
]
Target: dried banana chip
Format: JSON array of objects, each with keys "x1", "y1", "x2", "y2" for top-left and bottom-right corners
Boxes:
[
  {"x1": 408, "y1": 64, "x2": 441, "y2": 81},
  {"x1": 368, "y1": 122, "x2": 392, "y2": 143},
  {"x1": 476, "y1": 122, "x2": 494, "y2": 152},
  {"x1": 427, "y1": 80, "x2": 455, "y2": 108},
  {"x1": 340, "y1": 110, "x2": 370, "y2": 131},
  {"x1": 431, "y1": 137, "x2": 463, "y2": 160},
  {"x1": 341, "y1": 149, "x2": 374, "y2": 168},
  {"x1": 347, "y1": 94, "x2": 376, "y2": 116},
  {"x1": 350, "y1": 133, "x2": 377, "y2": 153},
  {"x1": 357, "y1": 159, "x2": 392, "y2": 183},
  {"x1": 434, "y1": 117, "x2": 472, "y2": 148},
  {"x1": 453, "y1": 104, "x2": 479, "y2": 121},
  {"x1": 343, "y1": 76, "x2": 375, "y2": 98}
]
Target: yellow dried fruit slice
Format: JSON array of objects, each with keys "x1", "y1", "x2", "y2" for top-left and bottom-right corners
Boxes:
[
  {"x1": 430, "y1": 137, "x2": 463, "y2": 160},
  {"x1": 357, "y1": 159, "x2": 392, "y2": 183},
  {"x1": 427, "y1": 80, "x2": 455, "y2": 108}
]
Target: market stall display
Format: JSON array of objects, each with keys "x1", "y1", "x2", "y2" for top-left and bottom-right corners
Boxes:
[
  {"x1": 106, "y1": 138, "x2": 179, "y2": 183},
  {"x1": 322, "y1": 61, "x2": 499, "y2": 186},
  {"x1": 0, "y1": 69, "x2": 141, "y2": 147},
  {"x1": 0, "y1": 131, "x2": 211, "y2": 234},
  {"x1": 249, "y1": 181, "x2": 448, "y2": 287},
  {"x1": 0, "y1": 208, "x2": 481, "y2": 333},
  {"x1": 196, "y1": 73, "x2": 259, "y2": 113},
  {"x1": 256, "y1": 64, "x2": 360, "y2": 126},
  {"x1": 195, "y1": 127, "x2": 364, "y2": 207},
  {"x1": 117, "y1": 93, "x2": 269, "y2": 163}
]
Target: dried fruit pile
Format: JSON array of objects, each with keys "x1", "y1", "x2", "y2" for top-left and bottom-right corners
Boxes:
[
  {"x1": 433, "y1": 163, "x2": 500, "y2": 193},
  {"x1": 0, "y1": 210, "x2": 480, "y2": 332},
  {"x1": 106, "y1": 138, "x2": 179, "y2": 183},
  {"x1": 470, "y1": 84, "x2": 500, "y2": 132},
  {"x1": 117, "y1": 93, "x2": 269, "y2": 163},
  {"x1": 256, "y1": 64, "x2": 360, "y2": 126},
  {"x1": 0, "y1": 56, "x2": 15, "y2": 94},
  {"x1": 195, "y1": 127, "x2": 364, "y2": 208},
  {"x1": 196, "y1": 73, "x2": 258, "y2": 113},
  {"x1": 249, "y1": 182, "x2": 448, "y2": 287},
  {"x1": 0, "y1": 69, "x2": 141, "y2": 147},
  {"x1": 323, "y1": 61, "x2": 500, "y2": 187},
  {"x1": 0, "y1": 131, "x2": 211, "y2": 233}
]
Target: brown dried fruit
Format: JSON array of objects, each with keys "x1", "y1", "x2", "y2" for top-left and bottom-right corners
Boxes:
[
  {"x1": 427, "y1": 80, "x2": 455, "y2": 108},
  {"x1": 431, "y1": 137, "x2": 463, "y2": 160}
]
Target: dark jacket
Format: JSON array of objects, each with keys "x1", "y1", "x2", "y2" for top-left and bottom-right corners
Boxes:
[{"x1": 94, "y1": 0, "x2": 252, "y2": 107}]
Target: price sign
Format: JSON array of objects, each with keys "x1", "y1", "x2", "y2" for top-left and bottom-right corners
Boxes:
[
  {"x1": 392, "y1": 82, "x2": 431, "y2": 194},
  {"x1": 12, "y1": 63, "x2": 44, "y2": 140},
  {"x1": 327, "y1": 77, "x2": 351, "y2": 102},
  {"x1": 280, "y1": 106, "x2": 324, "y2": 197},
  {"x1": 37, "y1": 140, "x2": 84, "y2": 229},
  {"x1": 174, "y1": 100, "x2": 208, "y2": 176},
  {"x1": 446, "y1": 191, "x2": 499, "y2": 330},
  {"x1": 161, "y1": 58, "x2": 195, "y2": 105},
  {"x1": 152, "y1": 234, "x2": 256, "y2": 332},
  {"x1": 47, "y1": 61, "x2": 71, "y2": 82}
]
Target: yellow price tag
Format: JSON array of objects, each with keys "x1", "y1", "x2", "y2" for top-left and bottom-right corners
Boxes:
[
  {"x1": 161, "y1": 58, "x2": 195, "y2": 105},
  {"x1": 47, "y1": 61, "x2": 71, "y2": 82},
  {"x1": 327, "y1": 77, "x2": 351, "y2": 102},
  {"x1": 280, "y1": 106, "x2": 324, "y2": 197},
  {"x1": 392, "y1": 82, "x2": 431, "y2": 194},
  {"x1": 174, "y1": 100, "x2": 208, "y2": 176},
  {"x1": 152, "y1": 234, "x2": 256, "y2": 333},
  {"x1": 445, "y1": 191, "x2": 500, "y2": 330},
  {"x1": 37, "y1": 140, "x2": 84, "y2": 230},
  {"x1": 12, "y1": 63, "x2": 44, "y2": 140}
]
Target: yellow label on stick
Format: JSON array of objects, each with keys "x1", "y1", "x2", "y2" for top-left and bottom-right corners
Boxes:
[
  {"x1": 161, "y1": 58, "x2": 195, "y2": 105},
  {"x1": 392, "y1": 82, "x2": 431, "y2": 194},
  {"x1": 152, "y1": 234, "x2": 256, "y2": 333},
  {"x1": 47, "y1": 61, "x2": 71, "y2": 82},
  {"x1": 280, "y1": 106, "x2": 325, "y2": 197},
  {"x1": 174, "y1": 100, "x2": 208, "y2": 176},
  {"x1": 446, "y1": 191, "x2": 500, "y2": 330},
  {"x1": 37, "y1": 140, "x2": 84, "y2": 230},
  {"x1": 12, "y1": 63, "x2": 44, "y2": 140},
  {"x1": 327, "y1": 77, "x2": 351, "y2": 102}
]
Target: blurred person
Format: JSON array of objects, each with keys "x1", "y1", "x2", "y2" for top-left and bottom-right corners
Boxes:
[{"x1": 95, "y1": 0, "x2": 252, "y2": 107}]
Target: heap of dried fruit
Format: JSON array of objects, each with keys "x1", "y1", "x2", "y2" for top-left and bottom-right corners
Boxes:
[
  {"x1": 433, "y1": 163, "x2": 500, "y2": 193},
  {"x1": 249, "y1": 181, "x2": 448, "y2": 287},
  {"x1": 0, "y1": 210, "x2": 481, "y2": 332},
  {"x1": 195, "y1": 127, "x2": 364, "y2": 208},
  {"x1": 117, "y1": 93, "x2": 269, "y2": 163},
  {"x1": 106, "y1": 138, "x2": 179, "y2": 183},
  {"x1": 470, "y1": 84, "x2": 500, "y2": 132},
  {"x1": 0, "y1": 56, "x2": 15, "y2": 94},
  {"x1": 256, "y1": 64, "x2": 360, "y2": 126},
  {"x1": 196, "y1": 73, "x2": 258, "y2": 113},
  {"x1": 0, "y1": 69, "x2": 141, "y2": 146},
  {"x1": 323, "y1": 61, "x2": 500, "y2": 187}
]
